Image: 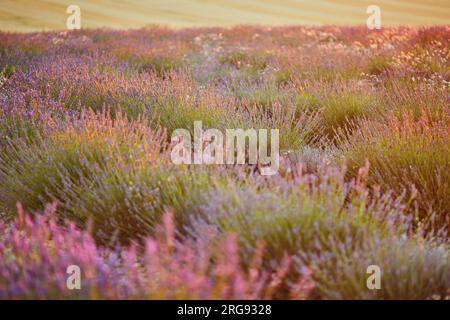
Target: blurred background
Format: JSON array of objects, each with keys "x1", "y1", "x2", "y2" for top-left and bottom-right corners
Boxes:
[{"x1": 0, "y1": 0, "x2": 449, "y2": 32}]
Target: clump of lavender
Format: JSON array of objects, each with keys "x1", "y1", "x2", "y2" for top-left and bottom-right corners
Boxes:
[
  {"x1": 187, "y1": 165, "x2": 450, "y2": 299},
  {"x1": 0, "y1": 203, "x2": 314, "y2": 299}
]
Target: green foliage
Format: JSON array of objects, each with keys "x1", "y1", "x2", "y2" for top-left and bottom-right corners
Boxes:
[
  {"x1": 368, "y1": 56, "x2": 391, "y2": 75},
  {"x1": 1, "y1": 64, "x2": 15, "y2": 79},
  {"x1": 136, "y1": 56, "x2": 182, "y2": 76},
  {"x1": 319, "y1": 93, "x2": 373, "y2": 141}
]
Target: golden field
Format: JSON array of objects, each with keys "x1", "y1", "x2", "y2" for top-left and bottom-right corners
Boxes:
[{"x1": 0, "y1": 0, "x2": 449, "y2": 32}]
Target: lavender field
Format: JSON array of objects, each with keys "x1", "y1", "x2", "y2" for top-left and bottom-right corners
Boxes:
[{"x1": 0, "y1": 25, "x2": 449, "y2": 299}]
